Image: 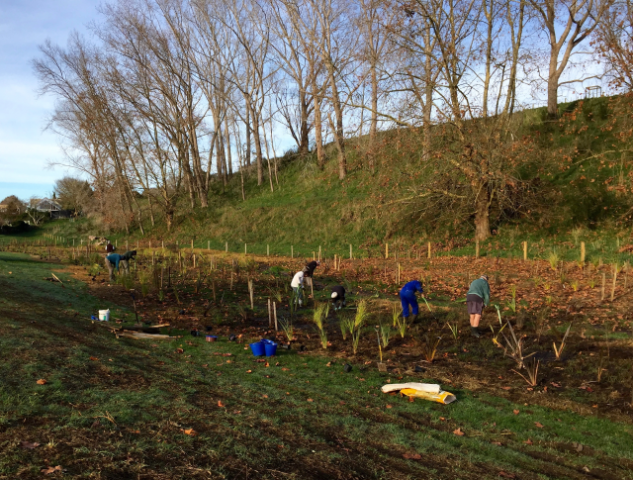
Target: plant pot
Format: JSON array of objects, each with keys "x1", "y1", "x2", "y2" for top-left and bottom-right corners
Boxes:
[
  {"x1": 206, "y1": 335, "x2": 218, "y2": 343},
  {"x1": 250, "y1": 341, "x2": 265, "y2": 356},
  {"x1": 263, "y1": 340, "x2": 277, "y2": 357},
  {"x1": 343, "y1": 363, "x2": 352, "y2": 373}
]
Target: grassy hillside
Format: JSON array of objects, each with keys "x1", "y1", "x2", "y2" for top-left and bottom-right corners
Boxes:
[{"x1": 4, "y1": 96, "x2": 632, "y2": 263}]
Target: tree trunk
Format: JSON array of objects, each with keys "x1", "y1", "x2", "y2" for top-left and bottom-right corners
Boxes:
[
  {"x1": 547, "y1": 69, "x2": 560, "y2": 118},
  {"x1": 369, "y1": 64, "x2": 378, "y2": 171},
  {"x1": 245, "y1": 105, "x2": 251, "y2": 166},
  {"x1": 329, "y1": 71, "x2": 347, "y2": 180},
  {"x1": 299, "y1": 89, "x2": 310, "y2": 156},
  {"x1": 312, "y1": 75, "x2": 324, "y2": 169},
  {"x1": 251, "y1": 107, "x2": 264, "y2": 186},
  {"x1": 474, "y1": 185, "x2": 491, "y2": 241}
]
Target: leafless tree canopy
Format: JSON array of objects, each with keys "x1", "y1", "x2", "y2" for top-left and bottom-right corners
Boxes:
[{"x1": 34, "y1": 0, "x2": 621, "y2": 238}]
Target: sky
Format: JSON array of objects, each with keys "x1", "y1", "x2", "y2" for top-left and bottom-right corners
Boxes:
[{"x1": 0, "y1": 0, "x2": 101, "y2": 202}]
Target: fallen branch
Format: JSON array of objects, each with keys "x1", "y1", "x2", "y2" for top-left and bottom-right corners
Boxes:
[{"x1": 117, "y1": 331, "x2": 175, "y2": 340}]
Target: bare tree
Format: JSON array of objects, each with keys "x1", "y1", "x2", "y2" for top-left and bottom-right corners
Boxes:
[{"x1": 527, "y1": 0, "x2": 614, "y2": 118}]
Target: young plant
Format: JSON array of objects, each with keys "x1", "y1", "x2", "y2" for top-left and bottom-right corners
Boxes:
[
  {"x1": 279, "y1": 317, "x2": 294, "y2": 343},
  {"x1": 493, "y1": 304, "x2": 503, "y2": 325},
  {"x1": 553, "y1": 323, "x2": 572, "y2": 360},
  {"x1": 380, "y1": 323, "x2": 391, "y2": 348},
  {"x1": 506, "y1": 286, "x2": 517, "y2": 313},
  {"x1": 489, "y1": 322, "x2": 507, "y2": 348},
  {"x1": 313, "y1": 303, "x2": 330, "y2": 349},
  {"x1": 354, "y1": 300, "x2": 369, "y2": 329},
  {"x1": 339, "y1": 314, "x2": 354, "y2": 341},
  {"x1": 446, "y1": 322, "x2": 458, "y2": 341},
  {"x1": 351, "y1": 325, "x2": 363, "y2": 355},
  {"x1": 571, "y1": 280, "x2": 579, "y2": 292},
  {"x1": 421, "y1": 334, "x2": 441, "y2": 362},
  {"x1": 391, "y1": 304, "x2": 400, "y2": 327},
  {"x1": 512, "y1": 358, "x2": 540, "y2": 387},
  {"x1": 501, "y1": 320, "x2": 535, "y2": 369},
  {"x1": 547, "y1": 250, "x2": 560, "y2": 271}
]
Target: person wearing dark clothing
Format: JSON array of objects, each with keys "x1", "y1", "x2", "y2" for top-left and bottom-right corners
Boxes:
[
  {"x1": 303, "y1": 260, "x2": 320, "y2": 277},
  {"x1": 331, "y1": 285, "x2": 346, "y2": 311},
  {"x1": 466, "y1": 275, "x2": 491, "y2": 338},
  {"x1": 106, "y1": 241, "x2": 115, "y2": 253},
  {"x1": 399, "y1": 280, "x2": 423, "y2": 320},
  {"x1": 302, "y1": 260, "x2": 320, "y2": 292}
]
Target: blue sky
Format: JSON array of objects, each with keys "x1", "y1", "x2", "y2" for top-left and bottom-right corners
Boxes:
[{"x1": 0, "y1": 0, "x2": 100, "y2": 201}]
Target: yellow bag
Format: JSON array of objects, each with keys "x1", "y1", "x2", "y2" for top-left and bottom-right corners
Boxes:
[{"x1": 399, "y1": 388, "x2": 456, "y2": 405}]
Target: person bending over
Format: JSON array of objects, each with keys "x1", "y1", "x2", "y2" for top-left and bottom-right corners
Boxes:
[
  {"x1": 331, "y1": 285, "x2": 346, "y2": 311},
  {"x1": 399, "y1": 280, "x2": 423, "y2": 322},
  {"x1": 290, "y1": 270, "x2": 305, "y2": 307},
  {"x1": 466, "y1": 275, "x2": 490, "y2": 338}
]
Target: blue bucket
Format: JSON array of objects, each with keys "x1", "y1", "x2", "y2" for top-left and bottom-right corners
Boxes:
[
  {"x1": 250, "y1": 341, "x2": 265, "y2": 356},
  {"x1": 263, "y1": 340, "x2": 277, "y2": 357}
]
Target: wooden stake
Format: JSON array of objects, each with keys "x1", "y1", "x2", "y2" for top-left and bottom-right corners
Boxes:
[
  {"x1": 208, "y1": 240, "x2": 210, "y2": 250},
  {"x1": 601, "y1": 273, "x2": 606, "y2": 301},
  {"x1": 191, "y1": 239, "x2": 194, "y2": 251},
  {"x1": 267, "y1": 244, "x2": 270, "y2": 256},
  {"x1": 580, "y1": 242, "x2": 586, "y2": 263},
  {"x1": 611, "y1": 264, "x2": 618, "y2": 301},
  {"x1": 268, "y1": 299, "x2": 272, "y2": 327},
  {"x1": 273, "y1": 302, "x2": 278, "y2": 331},
  {"x1": 427, "y1": 242, "x2": 431, "y2": 259},
  {"x1": 313, "y1": 251, "x2": 316, "y2": 260},
  {"x1": 249, "y1": 279, "x2": 254, "y2": 309},
  {"x1": 291, "y1": 245, "x2": 294, "y2": 258},
  {"x1": 386, "y1": 243, "x2": 389, "y2": 259},
  {"x1": 193, "y1": 254, "x2": 196, "y2": 268},
  {"x1": 310, "y1": 277, "x2": 314, "y2": 304},
  {"x1": 523, "y1": 241, "x2": 528, "y2": 261},
  {"x1": 475, "y1": 240, "x2": 480, "y2": 258},
  {"x1": 318, "y1": 246, "x2": 322, "y2": 261},
  {"x1": 350, "y1": 244, "x2": 353, "y2": 260},
  {"x1": 245, "y1": 243, "x2": 247, "y2": 255},
  {"x1": 225, "y1": 242, "x2": 228, "y2": 252}
]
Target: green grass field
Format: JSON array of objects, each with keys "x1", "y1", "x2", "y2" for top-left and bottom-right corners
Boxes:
[{"x1": 1, "y1": 252, "x2": 632, "y2": 479}]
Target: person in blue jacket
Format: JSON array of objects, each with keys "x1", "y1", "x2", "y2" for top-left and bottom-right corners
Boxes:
[
  {"x1": 105, "y1": 250, "x2": 136, "y2": 281},
  {"x1": 399, "y1": 280, "x2": 424, "y2": 321}
]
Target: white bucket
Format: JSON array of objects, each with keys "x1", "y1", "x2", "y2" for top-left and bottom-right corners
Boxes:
[{"x1": 98, "y1": 309, "x2": 110, "y2": 322}]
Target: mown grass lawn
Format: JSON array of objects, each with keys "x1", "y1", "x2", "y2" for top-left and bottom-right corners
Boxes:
[{"x1": 1, "y1": 252, "x2": 632, "y2": 479}]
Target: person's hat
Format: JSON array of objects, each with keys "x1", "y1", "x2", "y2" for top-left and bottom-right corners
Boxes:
[{"x1": 480, "y1": 274, "x2": 489, "y2": 281}]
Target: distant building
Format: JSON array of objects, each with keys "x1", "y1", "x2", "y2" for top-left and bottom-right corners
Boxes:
[
  {"x1": 28, "y1": 198, "x2": 71, "y2": 219},
  {"x1": 30, "y1": 198, "x2": 62, "y2": 212}
]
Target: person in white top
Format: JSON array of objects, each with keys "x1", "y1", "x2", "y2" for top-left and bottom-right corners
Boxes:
[{"x1": 290, "y1": 270, "x2": 305, "y2": 307}]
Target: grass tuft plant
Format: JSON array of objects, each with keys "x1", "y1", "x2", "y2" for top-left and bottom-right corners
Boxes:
[
  {"x1": 553, "y1": 323, "x2": 572, "y2": 360},
  {"x1": 421, "y1": 334, "x2": 441, "y2": 362},
  {"x1": 512, "y1": 358, "x2": 540, "y2": 387}
]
